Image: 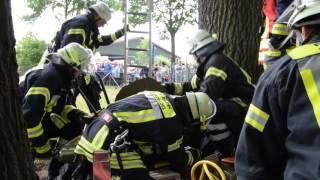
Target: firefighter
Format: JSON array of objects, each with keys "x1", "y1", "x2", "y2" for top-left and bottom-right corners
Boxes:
[
  {"x1": 20, "y1": 43, "x2": 94, "y2": 178},
  {"x1": 74, "y1": 91, "x2": 216, "y2": 179},
  {"x1": 235, "y1": 0, "x2": 320, "y2": 179},
  {"x1": 165, "y1": 30, "x2": 255, "y2": 157},
  {"x1": 263, "y1": 2, "x2": 295, "y2": 70},
  {"x1": 50, "y1": 2, "x2": 127, "y2": 112}
]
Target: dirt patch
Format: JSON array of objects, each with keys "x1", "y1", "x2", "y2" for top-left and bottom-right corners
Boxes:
[{"x1": 34, "y1": 159, "x2": 49, "y2": 180}]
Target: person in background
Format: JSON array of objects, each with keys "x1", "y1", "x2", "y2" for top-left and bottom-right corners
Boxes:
[
  {"x1": 263, "y1": 2, "x2": 295, "y2": 71},
  {"x1": 236, "y1": 0, "x2": 320, "y2": 179}
]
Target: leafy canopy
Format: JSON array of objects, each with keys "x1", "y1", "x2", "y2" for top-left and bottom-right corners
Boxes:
[
  {"x1": 16, "y1": 32, "x2": 47, "y2": 74},
  {"x1": 23, "y1": 0, "x2": 121, "y2": 23}
]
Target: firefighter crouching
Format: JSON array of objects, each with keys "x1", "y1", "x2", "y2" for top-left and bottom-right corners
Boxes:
[
  {"x1": 19, "y1": 43, "x2": 94, "y2": 176},
  {"x1": 74, "y1": 91, "x2": 216, "y2": 179}
]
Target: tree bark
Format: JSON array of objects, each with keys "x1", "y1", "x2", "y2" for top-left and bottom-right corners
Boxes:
[
  {"x1": 0, "y1": 0, "x2": 37, "y2": 179},
  {"x1": 198, "y1": 0, "x2": 264, "y2": 82}
]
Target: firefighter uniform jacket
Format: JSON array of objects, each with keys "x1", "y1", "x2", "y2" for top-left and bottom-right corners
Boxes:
[
  {"x1": 166, "y1": 41, "x2": 255, "y2": 156},
  {"x1": 54, "y1": 13, "x2": 124, "y2": 52},
  {"x1": 75, "y1": 91, "x2": 197, "y2": 178},
  {"x1": 52, "y1": 13, "x2": 125, "y2": 112},
  {"x1": 20, "y1": 62, "x2": 84, "y2": 156},
  {"x1": 235, "y1": 37, "x2": 320, "y2": 179}
]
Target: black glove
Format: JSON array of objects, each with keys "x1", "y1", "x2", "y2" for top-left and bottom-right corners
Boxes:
[
  {"x1": 123, "y1": 24, "x2": 130, "y2": 32},
  {"x1": 164, "y1": 82, "x2": 175, "y2": 94},
  {"x1": 81, "y1": 115, "x2": 96, "y2": 125}
]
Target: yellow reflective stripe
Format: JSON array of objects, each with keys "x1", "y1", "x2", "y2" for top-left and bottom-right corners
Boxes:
[
  {"x1": 67, "y1": 28, "x2": 86, "y2": 46},
  {"x1": 114, "y1": 109, "x2": 157, "y2": 123},
  {"x1": 111, "y1": 152, "x2": 141, "y2": 161},
  {"x1": 92, "y1": 125, "x2": 109, "y2": 149},
  {"x1": 266, "y1": 49, "x2": 282, "y2": 57},
  {"x1": 61, "y1": 105, "x2": 77, "y2": 123},
  {"x1": 78, "y1": 136, "x2": 96, "y2": 153},
  {"x1": 168, "y1": 137, "x2": 183, "y2": 152},
  {"x1": 191, "y1": 75, "x2": 198, "y2": 89},
  {"x1": 173, "y1": 83, "x2": 183, "y2": 95},
  {"x1": 230, "y1": 97, "x2": 248, "y2": 108},
  {"x1": 26, "y1": 87, "x2": 50, "y2": 105},
  {"x1": 27, "y1": 123, "x2": 44, "y2": 138},
  {"x1": 110, "y1": 152, "x2": 145, "y2": 169},
  {"x1": 89, "y1": 32, "x2": 94, "y2": 46},
  {"x1": 240, "y1": 67, "x2": 256, "y2": 88},
  {"x1": 287, "y1": 43, "x2": 320, "y2": 60},
  {"x1": 34, "y1": 141, "x2": 51, "y2": 154},
  {"x1": 248, "y1": 104, "x2": 269, "y2": 121},
  {"x1": 98, "y1": 35, "x2": 103, "y2": 43},
  {"x1": 245, "y1": 104, "x2": 269, "y2": 132},
  {"x1": 111, "y1": 33, "x2": 117, "y2": 41},
  {"x1": 300, "y1": 69, "x2": 320, "y2": 127},
  {"x1": 74, "y1": 146, "x2": 93, "y2": 162},
  {"x1": 84, "y1": 74, "x2": 91, "y2": 85},
  {"x1": 50, "y1": 115, "x2": 65, "y2": 129},
  {"x1": 110, "y1": 160, "x2": 146, "y2": 169},
  {"x1": 204, "y1": 67, "x2": 227, "y2": 81},
  {"x1": 271, "y1": 24, "x2": 289, "y2": 35},
  {"x1": 152, "y1": 92, "x2": 176, "y2": 118},
  {"x1": 245, "y1": 116, "x2": 265, "y2": 132},
  {"x1": 186, "y1": 150, "x2": 194, "y2": 166}
]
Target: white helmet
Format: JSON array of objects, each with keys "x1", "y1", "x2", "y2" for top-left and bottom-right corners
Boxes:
[
  {"x1": 186, "y1": 92, "x2": 216, "y2": 130},
  {"x1": 188, "y1": 29, "x2": 218, "y2": 54},
  {"x1": 89, "y1": 2, "x2": 112, "y2": 22},
  {"x1": 57, "y1": 43, "x2": 96, "y2": 74},
  {"x1": 288, "y1": 0, "x2": 320, "y2": 28}
]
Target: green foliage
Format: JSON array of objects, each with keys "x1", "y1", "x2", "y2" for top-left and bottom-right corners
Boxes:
[
  {"x1": 23, "y1": 0, "x2": 121, "y2": 23},
  {"x1": 154, "y1": 55, "x2": 171, "y2": 67},
  {"x1": 135, "y1": 39, "x2": 149, "y2": 66},
  {"x1": 16, "y1": 33, "x2": 47, "y2": 74},
  {"x1": 128, "y1": 0, "x2": 148, "y2": 27},
  {"x1": 153, "y1": 0, "x2": 197, "y2": 36}
]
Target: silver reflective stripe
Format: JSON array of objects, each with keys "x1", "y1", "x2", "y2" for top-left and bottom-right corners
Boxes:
[
  {"x1": 143, "y1": 91, "x2": 163, "y2": 119},
  {"x1": 207, "y1": 123, "x2": 228, "y2": 131},
  {"x1": 209, "y1": 131, "x2": 231, "y2": 141},
  {"x1": 246, "y1": 110, "x2": 268, "y2": 129}
]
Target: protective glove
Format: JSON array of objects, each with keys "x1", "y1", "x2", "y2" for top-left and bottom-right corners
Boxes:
[
  {"x1": 123, "y1": 24, "x2": 130, "y2": 32},
  {"x1": 81, "y1": 115, "x2": 96, "y2": 125},
  {"x1": 164, "y1": 82, "x2": 175, "y2": 94}
]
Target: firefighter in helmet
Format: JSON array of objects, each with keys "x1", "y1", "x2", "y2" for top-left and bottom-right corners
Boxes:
[
  {"x1": 50, "y1": 2, "x2": 128, "y2": 113},
  {"x1": 20, "y1": 43, "x2": 94, "y2": 178},
  {"x1": 236, "y1": 0, "x2": 320, "y2": 179},
  {"x1": 165, "y1": 29, "x2": 255, "y2": 157},
  {"x1": 74, "y1": 91, "x2": 216, "y2": 179}
]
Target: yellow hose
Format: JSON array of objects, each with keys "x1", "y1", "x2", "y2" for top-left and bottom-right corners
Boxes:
[{"x1": 191, "y1": 160, "x2": 226, "y2": 180}]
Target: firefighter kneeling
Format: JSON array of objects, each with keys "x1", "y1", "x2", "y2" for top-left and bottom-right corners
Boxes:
[{"x1": 74, "y1": 91, "x2": 216, "y2": 179}]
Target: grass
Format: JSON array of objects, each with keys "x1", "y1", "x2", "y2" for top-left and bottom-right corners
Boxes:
[{"x1": 75, "y1": 85, "x2": 121, "y2": 114}]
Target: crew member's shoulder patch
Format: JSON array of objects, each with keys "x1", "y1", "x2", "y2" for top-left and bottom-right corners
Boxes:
[{"x1": 100, "y1": 112, "x2": 113, "y2": 123}]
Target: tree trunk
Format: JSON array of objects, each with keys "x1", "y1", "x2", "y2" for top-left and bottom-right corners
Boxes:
[
  {"x1": 198, "y1": 0, "x2": 264, "y2": 82},
  {"x1": 0, "y1": 0, "x2": 37, "y2": 179},
  {"x1": 170, "y1": 31, "x2": 176, "y2": 82}
]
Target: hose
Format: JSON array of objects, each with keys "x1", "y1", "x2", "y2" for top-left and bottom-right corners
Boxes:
[{"x1": 191, "y1": 160, "x2": 226, "y2": 180}]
